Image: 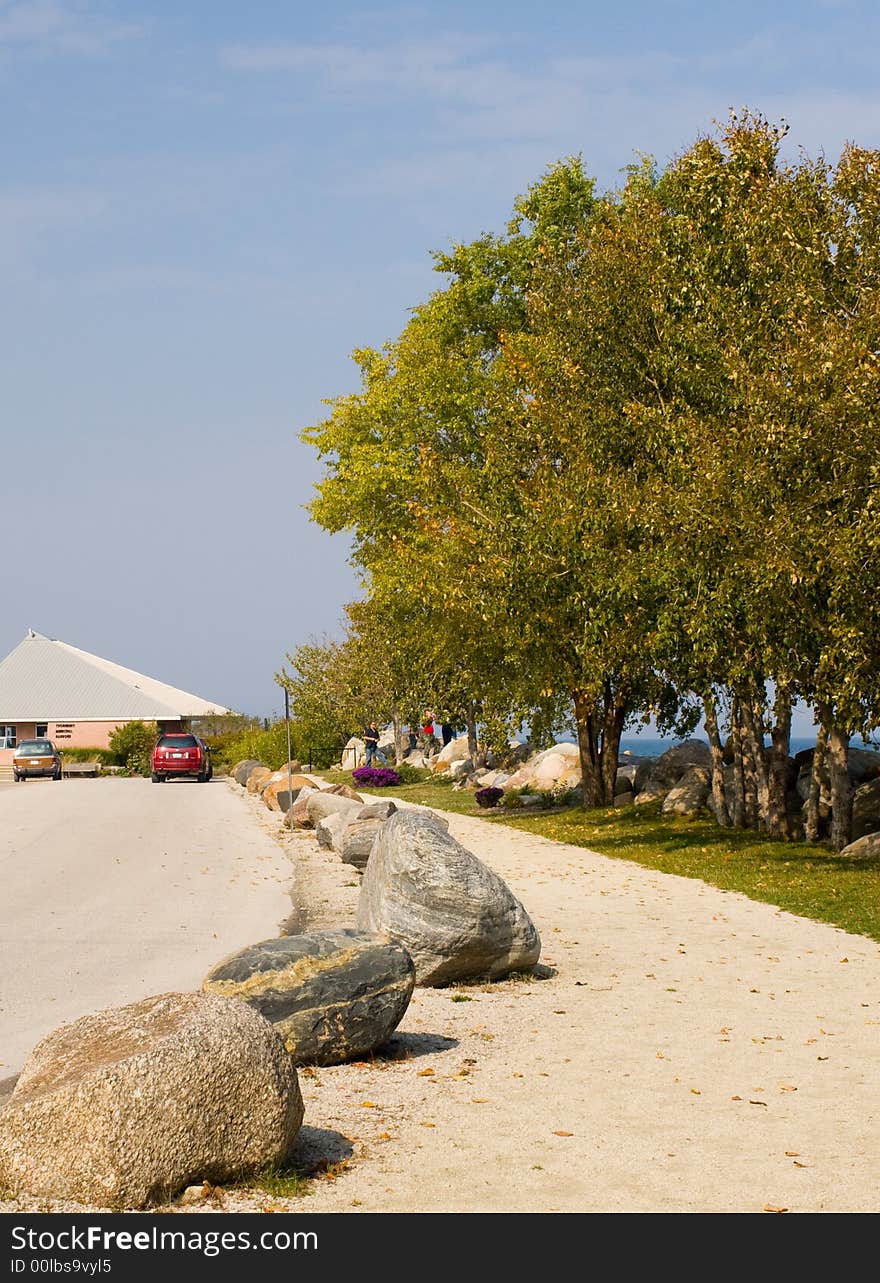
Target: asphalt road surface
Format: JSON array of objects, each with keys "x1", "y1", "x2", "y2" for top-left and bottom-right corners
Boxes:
[{"x1": 0, "y1": 775, "x2": 293, "y2": 1082}]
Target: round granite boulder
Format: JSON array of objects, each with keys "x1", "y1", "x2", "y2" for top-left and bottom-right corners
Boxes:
[
  {"x1": 0, "y1": 992, "x2": 303, "y2": 1209},
  {"x1": 202, "y1": 929, "x2": 416, "y2": 1065}
]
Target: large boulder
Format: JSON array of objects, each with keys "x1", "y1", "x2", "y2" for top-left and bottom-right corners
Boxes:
[
  {"x1": 325, "y1": 783, "x2": 364, "y2": 802},
  {"x1": 852, "y1": 778, "x2": 880, "y2": 841},
  {"x1": 246, "y1": 766, "x2": 273, "y2": 794},
  {"x1": 263, "y1": 772, "x2": 322, "y2": 812},
  {"x1": 306, "y1": 791, "x2": 363, "y2": 826},
  {"x1": 358, "y1": 800, "x2": 398, "y2": 821},
  {"x1": 356, "y1": 810, "x2": 541, "y2": 985},
  {"x1": 848, "y1": 748, "x2": 880, "y2": 783},
  {"x1": 230, "y1": 759, "x2": 264, "y2": 787},
  {"x1": 793, "y1": 745, "x2": 880, "y2": 802},
  {"x1": 662, "y1": 766, "x2": 711, "y2": 816},
  {"x1": 505, "y1": 742, "x2": 581, "y2": 791},
  {"x1": 634, "y1": 778, "x2": 669, "y2": 806},
  {"x1": 615, "y1": 765, "x2": 638, "y2": 792},
  {"x1": 315, "y1": 811, "x2": 348, "y2": 851},
  {"x1": 340, "y1": 817, "x2": 385, "y2": 870},
  {"x1": 0, "y1": 992, "x2": 303, "y2": 1209},
  {"x1": 203, "y1": 930, "x2": 415, "y2": 1065},
  {"x1": 837, "y1": 832, "x2": 880, "y2": 862},
  {"x1": 341, "y1": 737, "x2": 365, "y2": 771},
  {"x1": 649, "y1": 740, "x2": 712, "y2": 787},
  {"x1": 432, "y1": 737, "x2": 472, "y2": 772},
  {"x1": 286, "y1": 786, "x2": 321, "y2": 828}
]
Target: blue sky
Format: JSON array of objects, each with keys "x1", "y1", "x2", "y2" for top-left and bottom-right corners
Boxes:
[{"x1": 1, "y1": 1, "x2": 877, "y2": 722}]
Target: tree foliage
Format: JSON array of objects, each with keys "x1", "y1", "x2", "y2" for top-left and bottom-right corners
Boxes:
[{"x1": 300, "y1": 114, "x2": 880, "y2": 848}]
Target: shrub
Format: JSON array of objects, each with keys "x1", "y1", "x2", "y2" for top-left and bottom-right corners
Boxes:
[
  {"x1": 475, "y1": 786, "x2": 504, "y2": 809},
  {"x1": 394, "y1": 762, "x2": 432, "y2": 784},
  {"x1": 107, "y1": 720, "x2": 156, "y2": 777},
  {"x1": 499, "y1": 792, "x2": 524, "y2": 809},
  {"x1": 352, "y1": 766, "x2": 401, "y2": 788}
]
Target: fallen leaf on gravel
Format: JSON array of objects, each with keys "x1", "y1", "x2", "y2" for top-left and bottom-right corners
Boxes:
[
  {"x1": 690, "y1": 1088, "x2": 701, "y2": 1095},
  {"x1": 420, "y1": 1122, "x2": 436, "y2": 1127},
  {"x1": 377, "y1": 1133, "x2": 392, "y2": 1141},
  {"x1": 749, "y1": 1100, "x2": 767, "y2": 1107},
  {"x1": 763, "y1": 1205, "x2": 789, "y2": 1213},
  {"x1": 731, "y1": 1095, "x2": 742, "y2": 1101},
  {"x1": 361, "y1": 1101, "x2": 378, "y2": 1108},
  {"x1": 785, "y1": 1151, "x2": 800, "y2": 1157},
  {"x1": 817, "y1": 1055, "x2": 829, "y2": 1061},
  {"x1": 470, "y1": 1098, "x2": 489, "y2": 1103},
  {"x1": 656, "y1": 1051, "x2": 666, "y2": 1059},
  {"x1": 552, "y1": 1130, "x2": 574, "y2": 1137},
  {"x1": 793, "y1": 1161, "x2": 810, "y2": 1168},
  {"x1": 839, "y1": 957, "x2": 848, "y2": 963},
  {"x1": 417, "y1": 1068, "x2": 435, "y2": 1077},
  {"x1": 779, "y1": 1084, "x2": 798, "y2": 1092}
]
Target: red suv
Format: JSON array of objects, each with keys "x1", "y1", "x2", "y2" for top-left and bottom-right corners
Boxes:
[{"x1": 151, "y1": 733, "x2": 212, "y2": 783}]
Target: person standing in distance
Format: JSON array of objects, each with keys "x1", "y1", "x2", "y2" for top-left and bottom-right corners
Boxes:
[{"x1": 363, "y1": 721, "x2": 387, "y2": 767}]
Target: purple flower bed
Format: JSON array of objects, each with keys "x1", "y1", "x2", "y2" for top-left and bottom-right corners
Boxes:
[
  {"x1": 475, "y1": 786, "x2": 504, "y2": 808},
  {"x1": 352, "y1": 766, "x2": 401, "y2": 788}
]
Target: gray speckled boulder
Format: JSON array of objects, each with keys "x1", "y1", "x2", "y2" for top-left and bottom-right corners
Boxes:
[
  {"x1": 306, "y1": 791, "x2": 363, "y2": 826},
  {"x1": 356, "y1": 810, "x2": 541, "y2": 985},
  {"x1": 203, "y1": 930, "x2": 415, "y2": 1065},
  {"x1": 662, "y1": 766, "x2": 711, "y2": 816},
  {"x1": 837, "y1": 832, "x2": 880, "y2": 862},
  {"x1": 340, "y1": 816, "x2": 385, "y2": 869},
  {"x1": 315, "y1": 810, "x2": 348, "y2": 851},
  {"x1": 358, "y1": 800, "x2": 398, "y2": 821},
  {"x1": 650, "y1": 740, "x2": 712, "y2": 786},
  {"x1": 0, "y1": 992, "x2": 303, "y2": 1209}
]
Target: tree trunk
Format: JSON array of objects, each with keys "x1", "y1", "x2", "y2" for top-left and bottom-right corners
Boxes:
[
  {"x1": 392, "y1": 709, "x2": 404, "y2": 765},
  {"x1": 729, "y1": 697, "x2": 746, "y2": 828},
  {"x1": 804, "y1": 721, "x2": 828, "y2": 843},
  {"x1": 466, "y1": 703, "x2": 479, "y2": 763},
  {"x1": 573, "y1": 691, "x2": 602, "y2": 808},
  {"x1": 703, "y1": 693, "x2": 730, "y2": 826},
  {"x1": 828, "y1": 723, "x2": 853, "y2": 852},
  {"x1": 737, "y1": 698, "x2": 759, "y2": 829},
  {"x1": 741, "y1": 698, "x2": 769, "y2": 829},
  {"x1": 599, "y1": 684, "x2": 626, "y2": 804},
  {"x1": 766, "y1": 685, "x2": 792, "y2": 839}
]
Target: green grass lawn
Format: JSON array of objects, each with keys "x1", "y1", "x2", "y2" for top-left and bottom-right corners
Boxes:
[{"x1": 317, "y1": 768, "x2": 880, "y2": 944}]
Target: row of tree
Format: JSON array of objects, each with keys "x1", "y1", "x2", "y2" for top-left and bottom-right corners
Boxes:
[{"x1": 287, "y1": 113, "x2": 880, "y2": 850}]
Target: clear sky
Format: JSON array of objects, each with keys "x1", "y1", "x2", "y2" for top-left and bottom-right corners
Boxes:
[{"x1": 2, "y1": 1, "x2": 877, "y2": 721}]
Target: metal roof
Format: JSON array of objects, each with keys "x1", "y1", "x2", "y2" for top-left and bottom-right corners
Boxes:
[{"x1": 0, "y1": 631, "x2": 230, "y2": 721}]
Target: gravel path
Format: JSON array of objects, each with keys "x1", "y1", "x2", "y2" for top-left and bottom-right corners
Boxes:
[{"x1": 4, "y1": 782, "x2": 879, "y2": 1213}]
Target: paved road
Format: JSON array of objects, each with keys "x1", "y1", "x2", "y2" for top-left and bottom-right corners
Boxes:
[{"x1": 0, "y1": 776, "x2": 293, "y2": 1081}]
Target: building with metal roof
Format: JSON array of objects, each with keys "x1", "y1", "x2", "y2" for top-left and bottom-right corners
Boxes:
[{"x1": 0, "y1": 630, "x2": 229, "y2": 755}]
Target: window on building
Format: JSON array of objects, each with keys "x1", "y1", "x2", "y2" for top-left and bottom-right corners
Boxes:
[
  {"x1": 1, "y1": 725, "x2": 16, "y2": 748},
  {"x1": 36, "y1": 724, "x2": 48, "y2": 739}
]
